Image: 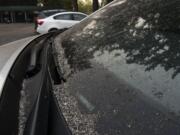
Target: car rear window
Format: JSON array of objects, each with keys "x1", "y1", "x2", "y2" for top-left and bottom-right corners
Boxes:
[
  {"x1": 37, "y1": 13, "x2": 46, "y2": 19},
  {"x1": 44, "y1": 11, "x2": 59, "y2": 17},
  {"x1": 73, "y1": 14, "x2": 86, "y2": 21},
  {"x1": 38, "y1": 10, "x2": 66, "y2": 19},
  {"x1": 54, "y1": 14, "x2": 73, "y2": 20}
]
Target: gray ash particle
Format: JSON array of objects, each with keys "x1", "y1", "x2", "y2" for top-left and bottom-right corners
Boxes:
[{"x1": 53, "y1": 84, "x2": 99, "y2": 135}]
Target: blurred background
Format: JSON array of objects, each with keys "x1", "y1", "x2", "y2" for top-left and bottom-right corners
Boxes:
[{"x1": 0, "y1": 0, "x2": 113, "y2": 23}]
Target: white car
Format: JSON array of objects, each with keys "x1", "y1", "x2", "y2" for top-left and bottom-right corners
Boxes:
[{"x1": 36, "y1": 12, "x2": 87, "y2": 34}]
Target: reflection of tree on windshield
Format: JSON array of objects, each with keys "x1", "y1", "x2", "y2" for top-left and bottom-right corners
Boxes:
[
  {"x1": 57, "y1": 1, "x2": 180, "y2": 134},
  {"x1": 124, "y1": 31, "x2": 180, "y2": 79},
  {"x1": 61, "y1": 0, "x2": 180, "y2": 78}
]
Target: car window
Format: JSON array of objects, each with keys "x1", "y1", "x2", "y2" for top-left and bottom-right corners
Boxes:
[
  {"x1": 38, "y1": 10, "x2": 66, "y2": 18},
  {"x1": 37, "y1": 13, "x2": 46, "y2": 19},
  {"x1": 54, "y1": 14, "x2": 72, "y2": 20},
  {"x1": 73, "y1": 14, "x2": 86, "y2": 21},
  {"x1": 44, "y1": 11, "x2": 59, "y2": 17}
]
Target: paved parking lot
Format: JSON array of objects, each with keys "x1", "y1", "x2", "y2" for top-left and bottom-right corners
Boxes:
[{"x1": 0, "y1": 23, "x2": 37, "y2": 45}]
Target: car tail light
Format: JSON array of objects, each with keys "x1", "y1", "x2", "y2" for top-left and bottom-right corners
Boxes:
[{"x1": 37, "y1": 19, "x2": 44, "y2": 25}]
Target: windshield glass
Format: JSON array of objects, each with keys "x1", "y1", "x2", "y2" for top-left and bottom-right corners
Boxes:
[
  {"x1": 55, "y1": 0, "x2": 180, "y2": 134},
  {"x1": 59, "y1": 0, "x2": 180, "y2": 114}
]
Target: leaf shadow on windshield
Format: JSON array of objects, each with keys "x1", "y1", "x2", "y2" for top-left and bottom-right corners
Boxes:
[{"x1": 62, "y1": 0, "x2": 180, "y2": 79}]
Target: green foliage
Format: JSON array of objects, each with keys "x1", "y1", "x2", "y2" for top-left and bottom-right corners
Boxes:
[
  {"x1": 38, "y1": 0, "x2": 103, "y2": 13},
  {"x1": 78, "y1": 0, "x2": 93, "y2": 14}
]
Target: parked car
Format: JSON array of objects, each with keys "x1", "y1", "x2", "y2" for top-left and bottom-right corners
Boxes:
[
  {"x1": 34, "y1": 9, "x2": 67, "y2": 31},
  {"x1": 36, "y1": 12, "x2": 87, "y2": 34}
]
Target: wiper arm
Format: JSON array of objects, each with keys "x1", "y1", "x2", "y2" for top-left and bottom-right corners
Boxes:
[{"x1": 26, "y1": 39, "x2": 44, "y2": 78}]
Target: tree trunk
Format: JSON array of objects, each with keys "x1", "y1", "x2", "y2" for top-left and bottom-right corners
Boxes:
[
  {"x1": 93, "y1": 0, "x2": 99, "y2": 12},
  {"x1": 72, "y1": 0, "x2": 78, "y2": 11}
]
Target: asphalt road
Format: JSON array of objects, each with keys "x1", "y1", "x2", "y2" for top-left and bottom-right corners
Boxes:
[{"x1": 0, "y1": 23, "x2": 36, "y2": 45}]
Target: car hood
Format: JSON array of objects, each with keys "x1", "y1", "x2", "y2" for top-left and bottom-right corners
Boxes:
[{"x1": 0, "y1": 36, "x2": 38, "y2": 97}]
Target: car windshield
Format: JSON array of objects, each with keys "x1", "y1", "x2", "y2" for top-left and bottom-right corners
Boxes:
[{"x1": 55, "y1": 0, "x2": 180, "y2": 134}]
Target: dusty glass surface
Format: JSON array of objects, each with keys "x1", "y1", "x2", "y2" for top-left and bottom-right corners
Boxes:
[{"x1": 55, "y1": 0, "x2": 180, "y2": 134}]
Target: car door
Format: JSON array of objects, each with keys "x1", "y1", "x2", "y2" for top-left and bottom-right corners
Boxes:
[{"x1": 53, "y1": 14, "x2": 75, "y2": 29}]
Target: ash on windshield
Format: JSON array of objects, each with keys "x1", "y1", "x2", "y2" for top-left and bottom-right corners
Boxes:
[
  {"x1": 53, "y1": 35, "x2": 100, "y2": 135},
  {"x1": 53, "y1": 84, "x2": 99, "y2": 135}
]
